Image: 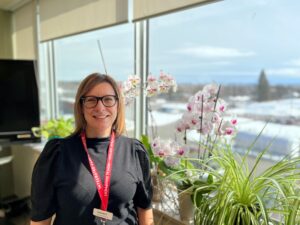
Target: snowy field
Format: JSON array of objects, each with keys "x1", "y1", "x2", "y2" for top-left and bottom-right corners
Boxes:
[
  {"x1": 229, "y1": 98, "x2": 300, "y2": 118},
  {"x1": 129, "y1": 98, "x2": 300, "y2": 159}
]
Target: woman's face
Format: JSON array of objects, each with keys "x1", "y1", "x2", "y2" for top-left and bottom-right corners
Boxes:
[{"x1": 82, "y1": 82, "x2": 118, "y2": 137}]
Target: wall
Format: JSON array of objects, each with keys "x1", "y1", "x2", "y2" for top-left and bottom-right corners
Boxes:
[
  {"x1": 0, "y1": 1, "x2": 38, "y2": 201},
  {"x1": 0, "y1": 9, "x2": 14, "y2": 200},
  {"x1": 0, "y1": 9, "x2": 13, "y2": 59},
  {"x1": 12, "y1": 1, "x2": 37, "y2": 59}
]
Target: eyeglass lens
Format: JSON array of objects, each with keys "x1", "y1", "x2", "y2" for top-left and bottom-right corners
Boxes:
[{"x1": 82, "y1": 95, "x2": 117, "y2": 108}]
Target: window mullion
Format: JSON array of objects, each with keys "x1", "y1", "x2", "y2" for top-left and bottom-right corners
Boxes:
[{"x1": 134, "y1": 20, "x2": 149, "y2": 139}]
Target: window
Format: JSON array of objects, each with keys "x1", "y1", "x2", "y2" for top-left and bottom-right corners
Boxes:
[
  {"x1": 38, "y1": 42, "x2": 51, "y2": 123},
  {"x1": 149, "y1": 0, "x2": 300, "y2": 161},
  {"x1": 52, "y1": 24, "x2": 135, "y2": 136}
]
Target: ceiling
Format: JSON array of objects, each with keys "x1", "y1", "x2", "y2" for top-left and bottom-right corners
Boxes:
[{"x1": 0, "y1": 0, "x2": 31, "y2": 11}]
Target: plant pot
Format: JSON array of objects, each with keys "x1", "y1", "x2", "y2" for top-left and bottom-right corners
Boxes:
[{"x1": 178, "y1": 191, "x2": 194, "y2": 224}]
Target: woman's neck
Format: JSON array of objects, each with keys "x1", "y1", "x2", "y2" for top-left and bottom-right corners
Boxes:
[{"x1": 85, "y1": 127, "x2": 111, "y2": 138}]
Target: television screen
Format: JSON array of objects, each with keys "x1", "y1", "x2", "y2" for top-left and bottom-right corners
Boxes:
[{"x1": 0, "y1": 59, "x2": 40, "y2": 143}]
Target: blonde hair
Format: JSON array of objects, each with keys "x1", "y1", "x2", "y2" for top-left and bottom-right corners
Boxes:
[{"x1": 72, "y1": 73, "x2": 125, "y2": 136}]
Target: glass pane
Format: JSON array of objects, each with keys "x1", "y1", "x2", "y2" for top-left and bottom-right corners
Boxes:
[
  {"x1": 54, "y1": 24, "x2": 135, "y2": 137},
  {"x1": 149, "y1": 0, "x2": 300, "y2": 160},
  {"x1": 38, "y1": 43, "x2": 51, "y2": 123}
]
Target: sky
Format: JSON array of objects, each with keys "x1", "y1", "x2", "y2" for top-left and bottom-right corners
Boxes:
[{"x1": 47, "y1": 0, "x2": 300, "y2": 85}]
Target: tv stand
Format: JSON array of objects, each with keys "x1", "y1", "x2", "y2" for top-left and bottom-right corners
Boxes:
[
  {"x1": 0, "y1": 144, "x2": 38, "y2": 219},
  {"x1": 0, "y1": 195, "x2": 30, "y2": 218},
  {"x1": 0, "y1": 140, "x2": 11, "y2": 148}
]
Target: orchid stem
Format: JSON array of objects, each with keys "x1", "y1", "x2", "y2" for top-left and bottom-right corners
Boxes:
[
  {"x1": 198, "y1": 94, "x2": 204, "y2": 159},
  {"x1": 148, "y1": 103, "x2": 157, "y2": 138}
]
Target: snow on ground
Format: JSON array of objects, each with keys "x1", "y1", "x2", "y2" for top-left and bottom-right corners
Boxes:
[
  {"x1": 235, "y1": 117, "x2": 300, "y2": 141},
  {"x1": 127, "y1": 98, "x2": 300, "y2": 134},
  {"x1": 233, "y1": 118, "x2": 300, "y2": 158},
  {"x1": 149, "y1": 111, "x2": 182, "y2": 126},
  {"x1": 142, "y1": 98, "x2": 300, "y2": 158},
  {"x1": 229, "y1": 98, "x2": 300, "y2": 117}
]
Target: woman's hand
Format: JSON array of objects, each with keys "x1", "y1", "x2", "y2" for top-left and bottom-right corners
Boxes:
[{"x1": 137, "y1": 207, "x2": 154, "y2": 225}]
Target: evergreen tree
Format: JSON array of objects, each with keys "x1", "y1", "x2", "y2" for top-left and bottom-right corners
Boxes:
[{"x1": 257, "y1": 69, "x2": 270, "y2": 102}]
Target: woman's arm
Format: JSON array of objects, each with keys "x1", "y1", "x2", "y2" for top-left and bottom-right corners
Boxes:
[
  {"x1": 30, "y1": 217, "x2": 52, "y2": 225},
  {"x1": 137, "y1": 207, "x2": 154, "y2": 225}
]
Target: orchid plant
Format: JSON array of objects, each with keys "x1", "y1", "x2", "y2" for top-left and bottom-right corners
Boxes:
[
  {"x1": 121, "y1": 74, "x2": 300, "y2": 224},
  {"x1": 175, "y1": 83, "x2": 237, "y2": 159},
  {"x1": 148, "y1": 84, "x2": 236, "y2": 169},
  {"x1": 122, "y1": 73, "x2": 269, "y2": 214},
  {"x1": 120, "y1": 71, "x2": 177, "y2": 106},
  {"x1": 139, "y1": 83, "x2": 238, "y2": 193}
]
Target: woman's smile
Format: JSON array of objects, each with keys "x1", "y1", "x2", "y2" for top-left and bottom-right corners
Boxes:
[{"x1": 83, "y1": 82, "x2": 118, "y2": 138}]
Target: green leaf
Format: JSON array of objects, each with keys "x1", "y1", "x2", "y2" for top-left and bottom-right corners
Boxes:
[
  {"x1": 140, "y1": 135, "x2": 162, "y2": 168},
  {"x1": 32, "y1": 117, "x2": 74, "y2": 139},
  {"x1": 207, "y1": 174, "x2": 214, "y2": 184}
]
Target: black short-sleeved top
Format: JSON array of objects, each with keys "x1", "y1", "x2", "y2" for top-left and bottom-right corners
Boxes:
[{"x1": 31, "y1": 134, "x2": 152, "y2": 225}]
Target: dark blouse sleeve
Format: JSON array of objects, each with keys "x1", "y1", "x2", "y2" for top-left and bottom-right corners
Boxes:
[
  {"x1": 31, "y1": 139, "x2": 61, "y2": 221},
  {"x1": 133, "y1": 139, "x2": 153, "y2": 209}
]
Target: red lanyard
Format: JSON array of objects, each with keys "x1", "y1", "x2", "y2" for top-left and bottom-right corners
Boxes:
[{"x1": 80, "y1": 131, "x2": 115, "y2": 211}]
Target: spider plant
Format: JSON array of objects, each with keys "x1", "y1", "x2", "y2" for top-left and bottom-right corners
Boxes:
[{"x1": 191, "y1": 139, "x2": 300, "y2": 225}]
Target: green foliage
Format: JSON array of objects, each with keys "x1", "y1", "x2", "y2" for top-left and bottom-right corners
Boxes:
[
  {"x1": 32, "y1": 117, "x2": 74, "y2": 139},
  {"x1": 142, "y1": 125, "x2": 300, "y2": 224},
  {"x1": 140, "y1": 135, "x2": 161, "y2": 168},
  {"x1": 192, "y1": 141, "x2": 300, "y2": 225}
]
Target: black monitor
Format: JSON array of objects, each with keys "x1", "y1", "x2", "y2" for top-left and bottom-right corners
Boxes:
[{"x1": 0, "y1": 59, "x2": 40, "y2": 143}]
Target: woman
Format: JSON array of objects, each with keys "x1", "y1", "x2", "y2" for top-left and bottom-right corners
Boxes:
[{"x1": 30, "y1": 73, "x2": 154, "y2": 225}]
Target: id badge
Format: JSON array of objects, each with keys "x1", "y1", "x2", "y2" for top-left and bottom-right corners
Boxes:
[{"x1": 93, "y1": 208, "x2": 113, "y2": 221}]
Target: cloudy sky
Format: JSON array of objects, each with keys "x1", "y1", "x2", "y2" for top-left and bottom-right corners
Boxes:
[{"x1": 50, "y1": 0, "x2": 300, "y2": 85}]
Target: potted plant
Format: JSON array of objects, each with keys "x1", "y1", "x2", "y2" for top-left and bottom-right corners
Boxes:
[
  {"x1": 32, "y1": 117, "x2": 74, "y2": 140},
  {"x1": 140, "y1": 135, "x2": 165, "y2": 202},
  {"x1": 141, "y1": 135, "x2": 194, "y2": 203},
  {"x1": 141, "y1": 134, "x2": 198, "y2": 223},
  {"x1": 140, "y1": 82, "x2": 237, "y2": 223},
  {"x1": 140, "y1": 82, "x2": 300, "y2": 225},
  {"x1": 191, "y1": 133, "x2": 300, "y2": 225}
]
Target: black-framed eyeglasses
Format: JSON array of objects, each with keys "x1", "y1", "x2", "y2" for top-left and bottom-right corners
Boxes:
[{"x1": 81, "y1": 95, "x2": 118, "y2": 108}]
